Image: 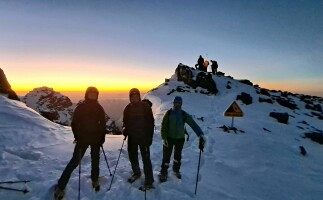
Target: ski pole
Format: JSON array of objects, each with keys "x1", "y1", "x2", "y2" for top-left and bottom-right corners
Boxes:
[
  {"x1": 101, "y1": 146, "x2": 112, "y2": 176},
  {"x1": 194, "y1": 149, "x2": 202, "y2": 195},
  {"x1": 145, "y1": 189, "x2": 147, "y2": 200},
  {"x1": 0, "y1": 186, "x2": 29, "y2": 194},
  {"x1": 0, "y1": 180, "x2": 30, "y2": 184},
  {"x1": 78, "y1": 149, "x2": 82, "y2": 200},
  {"x1": 107, "y1": 136, "x2": 126, "y2": 191}
]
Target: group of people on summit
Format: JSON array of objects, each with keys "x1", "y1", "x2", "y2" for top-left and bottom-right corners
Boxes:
[
  {"x1": 54, "y1": 87, "x2": 206, "y2": 199},
  {"x1": 195, "y1": 55, "x2": 218, "y2": 75}
]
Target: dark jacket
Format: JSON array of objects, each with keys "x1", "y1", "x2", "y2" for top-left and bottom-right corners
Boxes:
[
  {"x1": 123, "y1": 101, "x2": 154, "y2": 146},
  {"x1": 197, "y1": 56, "x2": 204, "y2": 66},
  {"x1": 71, "y1": 100, "x2": 106, "y2": 146}
]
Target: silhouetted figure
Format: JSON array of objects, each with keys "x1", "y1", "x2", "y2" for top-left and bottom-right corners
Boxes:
[
  {"x1": 195, "y1": 55, "x2": 204, "y2": 71},
  {"x1": 54, "y1": 87, "x2": 106, "y2": 199},
  {"x1": 210, "y1": 60, "x2": 218, "y2": 75},
  {"x1": 123, "y1": 88, "x2": 155, "y2": 190}
]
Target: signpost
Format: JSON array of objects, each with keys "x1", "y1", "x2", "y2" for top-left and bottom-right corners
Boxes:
[{"x1": 224, "y1": 101, "x2": 243, "y2": 128}]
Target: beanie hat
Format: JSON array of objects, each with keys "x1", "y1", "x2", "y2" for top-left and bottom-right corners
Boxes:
[
  {"x1": 129, "y1": 88, "x2": 140, "y2": 98},
  {"x1": 173, "y1": 96, "x2": 182, "y2": 103},
  {"x1": 85, "y1": 86, "x2": 99, "y2": 101}
]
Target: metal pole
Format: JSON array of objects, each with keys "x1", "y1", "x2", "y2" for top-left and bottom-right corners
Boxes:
[
  {"x1": 0, "y1": 186, "x2": 29, "y2": 194},
  {"x1": 108, "y1": 136, "x2": 126, "y2": 191},
  {"x1": 78, "y1": 149, "x2": 82, "y2": 200},
  {"x1": 0, "y1": 181, "x2": 30, "y2": 184},
  {"x1": 101, "y1": 146, "x2": 112, "y2": 176},
  {"x1": 231, "y1": 117, "x2": 234, "y2": 128},
  {"x1": 194, "y1": 150, "x2": 202, "y2": 194}
]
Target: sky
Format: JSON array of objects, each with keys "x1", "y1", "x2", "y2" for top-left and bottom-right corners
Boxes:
[{"x1": 0, "y1": 0, "x2": 322, "y2": 96}]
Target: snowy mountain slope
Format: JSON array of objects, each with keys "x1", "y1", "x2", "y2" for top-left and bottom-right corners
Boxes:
[
  {"x1": 0, "y1": 67, "x2": 322, "y2": 200},
  {"x1": 143, "y1": 70, "x2": 323, "y2": 200}
]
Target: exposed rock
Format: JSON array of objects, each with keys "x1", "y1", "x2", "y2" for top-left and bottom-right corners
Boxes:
[
  {"x1": 275, "y1": 97, "x2": 298, "y2": 110},
  {"x1": 216, "y1": 71, "x2": 225, "y2": 76},
  {"x1": 304, "y1": 132, "x2": 323, "y2": 145},
  {"x1": 259, "y1": 97, "x2": 273, "y2": 104},
  {"x1": 260, "y1": 89, "x2": 270, "y2": 96},
  {"x1": 305, "y1": 103, "x2": 322, "y2": 112},
  {"x1": 0, "y1": 68, "x2": 19, "y2": 100},
  {"x1": 299, "y1": 146, "x2": 307, "y2": 156},
  {"x1": 236, "y1": 92, "x2": 252, "y2": 105},
  {"x1": 311, "y1": 112, "x2": 323, "y2": 120},
  {"x1": 269, "y1": 112, "x2": 289, "y2": 124},
  {"x1": 196, "y1": 72, "x2": 218, "y2": 95},
  {"x1": 175, "y1": 64, "x2": 196, "y2": 88},
  {"x1": 239, "y1": 79, "x2": 253, "y2": 86},
  {"x1": 23, "y1": 87, "x2": 74, "y2": 125}
]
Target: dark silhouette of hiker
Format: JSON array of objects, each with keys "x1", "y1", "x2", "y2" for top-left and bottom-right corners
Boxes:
[
  {"x1": 123, "y1": 88, "x2": 155, "y2": 190},
  {"x1": 210, "y1": 60, "x2": 218, "y2": 75},
  {"x1": 195, "y1": 55, "x2": 204, "y2": 71},
  {"x1": 159, "y1": 96, "x2": 206, "y2": 182},
  {"x1": 54, "y1": 87, "x2": 106, "y2": 199}
]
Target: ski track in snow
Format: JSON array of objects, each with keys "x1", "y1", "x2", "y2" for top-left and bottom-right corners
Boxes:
[{"x1": 1, "y1": 72, "x2": 323, "y2": 200}]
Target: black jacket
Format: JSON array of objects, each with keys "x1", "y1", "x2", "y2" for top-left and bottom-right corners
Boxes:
[
  {"x1": 71, "y1": 100, "x2": 106, "y2": 146},
  {"x1": 123, "y1": 101, "x2": 154, "y2": 146}
]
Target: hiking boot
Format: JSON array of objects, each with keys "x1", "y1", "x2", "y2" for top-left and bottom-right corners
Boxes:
[
  {"x1": 139, "y1": 183, "x2": 154, "y2": 191},
  {"x1": 174, "y1": 171, "x2": 182, "y2": 179},
  {"x1": 128, "y1": 173, "x2": 141, "y2": 183},
  {"x1": 54, "y1": 185, "x2": 65, "y2": 200},
  {"x1": 92, "y1": 180, "x2": 100, "y2": 192},
  {"x1": 158, "y1": 173, "x2": 168, "y2": 182}
]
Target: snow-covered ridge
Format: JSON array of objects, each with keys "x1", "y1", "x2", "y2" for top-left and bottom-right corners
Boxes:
[{"x1": 0, "y1": 65, "x2": 322, "y2": 200}]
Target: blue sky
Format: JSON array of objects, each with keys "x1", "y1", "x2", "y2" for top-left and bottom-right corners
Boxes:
[{"x1": 0, "y1": 0, "x2": 322, "y2": 96}]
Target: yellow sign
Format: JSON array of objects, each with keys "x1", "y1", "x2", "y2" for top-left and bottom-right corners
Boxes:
[{"x1": 224, "y1": 101, "x2": 243, "y2": 117}]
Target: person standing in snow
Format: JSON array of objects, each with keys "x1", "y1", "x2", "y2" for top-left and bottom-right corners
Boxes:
[
  {"x1": 159, "y1": 96, "x2": 206, "y2": 181},
  {"x1": 54, "y1": 87, "x2": 106, "y2": 199},
  {"x1": 123, "y1": 88, "x2": 155, "y2": 190},
  {"x1": 195, "y1": 55, "x2": 204, "y2": 71},
  {"x1": 210, "y1": 60, "x2": 218, "y2": 75}
]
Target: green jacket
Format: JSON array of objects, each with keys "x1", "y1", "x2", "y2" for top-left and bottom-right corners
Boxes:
[{"x1": 161, "y1": 109, "x2": 203, "y2": 140}]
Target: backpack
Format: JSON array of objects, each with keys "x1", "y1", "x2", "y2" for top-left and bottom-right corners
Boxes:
[{"x1": 166, "y1": 109, "x2": 189, "y2": 141}]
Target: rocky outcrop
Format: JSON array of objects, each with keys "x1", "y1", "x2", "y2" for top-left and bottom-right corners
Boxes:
[
  {"x1": 269, "y1": 112, "x2": 289, "y2": 124},
  {"x1": 236, "y1": 92, "x2": 252, "y2": 105},
  {"x1": 23, "y1": 87, "x2": 74, "y2": 125},
  {"x1": 239, "y1": 79, "x2": 253, "y2": 86},
  {"x1": 0, "y1": 68, "x2": 19, "y2": 100},
  {"x1": 175, "y1": 64, "x2": 218, "y2": 95}
]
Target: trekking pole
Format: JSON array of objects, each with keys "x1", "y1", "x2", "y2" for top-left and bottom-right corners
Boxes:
[
  {"x1": 194, "y1": 149, "x2": 202, "y2": 195},
  {"x1": 101, "y1": 146, "x2": 113, "y2": 176},
  {"x1": 107, "y1": 136, "x2": 126, "y2": 191},
  {"x1": 78, "y1": 149, "x2": 82, "y2": 200},
  {"x1": 0, "y1": 186, "x2": 29, "y2": 194},
  {"x1": 0, "y1": 180, "x2": 30, "y2": 184}
]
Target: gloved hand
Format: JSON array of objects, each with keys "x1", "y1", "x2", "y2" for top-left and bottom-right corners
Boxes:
[
  {"x1": 199, "y1": 135, "x2": 206, "y2": 152},
  {"x1": 163, "y1": 139, "x2": 168, "y2": 148}
]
